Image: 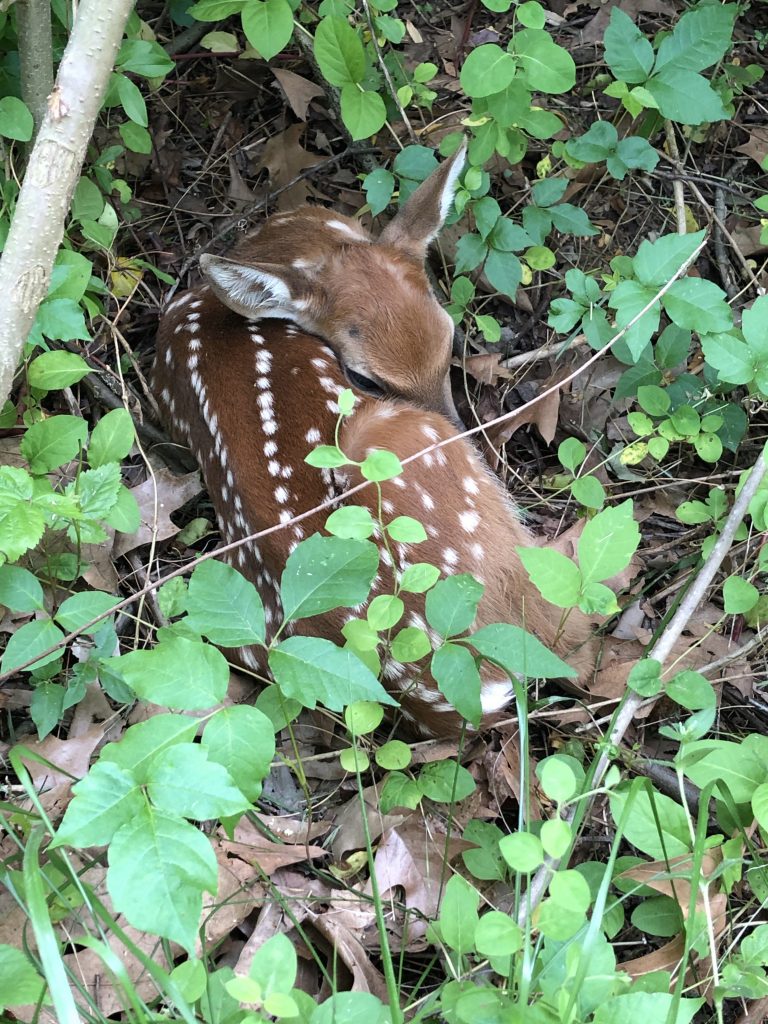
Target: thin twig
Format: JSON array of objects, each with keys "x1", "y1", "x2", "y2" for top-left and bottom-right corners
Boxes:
[
  {"x1": 361, "y1": 0, "x2": 417, "y2": 144},
  {"x1": 664, "y1": 121, "x2": 687, "y2": 235}
]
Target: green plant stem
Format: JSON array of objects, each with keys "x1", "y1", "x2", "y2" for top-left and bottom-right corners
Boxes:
[{"x1": 353, "y1": 745, "x2": 404, "y2": 1024}]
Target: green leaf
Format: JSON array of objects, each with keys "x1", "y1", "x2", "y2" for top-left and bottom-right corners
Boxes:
[
  {"x1": 742, "y1": 295, "x2": 768, "y2": 357},
  {"x1": 120, "y1": 121, "x2": 152, "y2": 154},
  {"x1": 593, "y1": 992, "x2": 702, "y2": 1024},
  {"x1": 0, "y1": 946, "x2": 46, "y2": 1009},
  {"x1": 344, "y1": 701, "x2": 384, "y2": 735},
  {"x1": 380, "y1": 771, "x2": 422, "y2": 811},
  {"x1": 0, "y1": 96, "x2": 33, "y2": 141},
  {"x1": 513, "y1": 29, "x2": 575, "y2": 94},
  {"x1": 566, "y1": 121, "x2": 617, "y2": 162},
  {"x1": 115, "y1": 73, "x2": 148, "y2": 126},
  {"x1": 0, "y1": 466, "x2": 45, "y2": 561},
  {"x1": 637, "y1": 384, "x2": 670, "y2": 416},
  {"x1": 75, "y1": 463, "x2": 121, "y2": 518},
  {"x1": 202, "y1": 705, "x2": 275, "y2": 801},
  {"x1": 103, "y1": 636, "x2": 229, "y2": 709},
  {"x1": 484, "y1": 247, "x2": 522, "y2": 297},
  {"x1": 242, "y1": 0, "x2": 294, "y2": 60},
  {"x1": 499, "y1": 831, "x2": 544, "y2": 872},
  {"x1": 517, "y1": 547, "x2": 581, "y2": 608},
  {"x1": 645, "y1": 68, "x2": 728, "y2": 125},
  {"x1": 470, "y1": 622, "x2": 577, "y2": 679},
  {"x1": 314, "y1": 16, "x2": 365, "y2": 86},
  {"x1": 631, "y1": 895, "x2": 684, "y2": 938},
  {"x1": 375, "y1": 739, "x2": 411, "y2": 770},
  {"x1": 609, "y1": 787, "x2": 691, "y2": 860},
  {"x1": 454, "y1": 233, "x2": 488, "y2": 273},
  {"x1": 390, "y1": 625, "x2": 431, "y2": 663},
  {"x1": 386, "y1": 516, "x2": 427, "y2": 543},
  {"x1": 693, "y1": 431, "x2": 722, "y2": 463},
  {"x1": 249, "y1": 932, "x2": 297, "y2": 1000},
  {"x1": 27, "y1": 351, "x2": 90, "y2": 390},
  {"x1": 418, "y1": 759, "x2": 475, "y2": 802},
  {"x1": 189, "y1": 0, "x2": 247, "y2": 18},
  {"x1": 106, "y1": 485, "x2": 141, "y2": 533},
  {"x1": 627, "y1": 658, "x2": 662, "y2": 697},
  {"x1": 723, "y1": 575, "x2": 759, "y2": 614},
  {"x1": 280, "y1": 534, "x2": 378, "y2": 620},
  {"x1": 55, "y1": 590, "x2": 120, "y2": 634},
  {"x1": 548, "y1": 203, "x2": 598, "y2": 237},
  {"x1": 186, "y1": 559, "x2": 265, "y2": 646},
  {"x1": 425, "y1": 574, "x2": 484, "y2": 638},
  {"x1": 100, "y1": 713, "x2": 198, "y2": 784},
  {"x1": 537, "y1": 755, "x2": 579, "y2": 803},
  {"x1": 340, "y1": 86, "x2": 387, "y2": 140},
  {"x1": 107, "y1": 804, "x2": 218, "y2": 954},
  {"x1": 1, "y1": 617, "x2": 65, "y2": 673},
  {"x1": 683, "y1": 739, "x2": 765, "y2": 804},
  {"x1": 633, "y1": 230, "x2": 705, "y2": 289},
  {"x1": 701, "y1": 333, "x2": 754, "y2": 385},
  {"x1": 367, "y1": 594, "x2": 404, "y2": 630},
  {"x1": 305, "y1": 444, "x2": 347, "y2": 468},
  {"x1": 517, "y1": 0, "x2": 545, "y2": 29},
  {"x1": 437, "y1": 875, "x2": 480, "y2": 953},
  {"x1": 654, "y1": 3, "x2": 736, "y2": 75},
  {"x1": 21, "y1": 415, "x2": 87, "y2": 473},
  {"x1": 400, "y1": 563, "x2": 440, "y2": 593},
  {"x1": 116, "y1": 39, "x2": 175, "y2": 78},
  {"x1": 558, "y1": 438, "x2": 586, "y2": 472},
  {"x1": 52, "y1": 760, "x2": 143, "y2": 847},
  {"x1": 431, "y1": 643, "x2": 482, "y2": 726},
  {"x1": 88, "y1": 408, "x2": 135, "y2": 468},
  {"x1": 269, "y1": 636, "x2": 396, "y2": 709},
  {"x1": 0, "y1": 564, "x2": 44, "y2": 612},
  {"x1": 603, "y1": 8, "x2": 654, "y2": 84},
  {"x1": 147, "y1": 743, "x2": 250, "y2": 819},
  {"x1": 460, "y1": 44, "x2": 516, "y2": 98},
  {"x1": 360, "y1": 449, "x2": 403, "y2": 481},
  {"x1": 571, "y1": 475, "x2": 605, "y2": 510},
  {"x1": 363, "y1": 168, "x2": 395, "y2": 217},
  {"x1": 30, "y1": 682, "x2": 65, "y2": 739},
  {"x1": 662, "y1": 278, "x2": 732, "y2": 333},
  {"x1": 578, "y1": 500, "x2": 640, "y2": 584},
  {"x1": 325, "y1": 505, "x2": 375, "y2": 539}
]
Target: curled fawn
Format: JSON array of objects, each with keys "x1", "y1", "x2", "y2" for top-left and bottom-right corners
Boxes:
[{"x1": 154, "y1": 145, "x2": 596, "y2": 737}]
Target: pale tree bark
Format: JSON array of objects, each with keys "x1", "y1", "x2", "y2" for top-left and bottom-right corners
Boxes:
[
  {"x1": 0, "y1": 0, "x2": 136, "y2": 409},
  {"x1": 17, "y1": 0, "x2": 54, "y2": 140}
]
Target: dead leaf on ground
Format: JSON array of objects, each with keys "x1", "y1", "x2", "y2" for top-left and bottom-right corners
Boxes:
[
  {"x1": 459, "y1": 352, "x2": 515, "y2": 386},
  {"x1": 113, "y1": 467, "x2": 202, "y2": 557},
  {"x1": 272, "y1": 70, "x2": 325, "y2": 121},
  {"x1": 309, "y1": 911, "x2": 389, "y2": 998},
  {"x1": 256, "y1": 124, "x2": 324, "y2": 211},
  {"x1": 734, "y1": 127, "x2": 768, "y2": 169},
  {"x1": 17, "y1": 725, "x2": 105, "y2": 792},
  {"x1": 220, "y1": 817, "x2": 327, "y2": 874}
]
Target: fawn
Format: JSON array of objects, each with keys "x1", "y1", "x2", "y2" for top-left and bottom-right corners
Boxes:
[{"x1": 153, "y1": 144, "x2": 597, "y2": 737}]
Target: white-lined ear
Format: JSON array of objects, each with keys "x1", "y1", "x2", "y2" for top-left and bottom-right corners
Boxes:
[
  {"x1": 199, "y1": 254, "x2": 295, "y2": 319},
  {"x1": 379, "y1": 140, "x2": 467, "y2": 260}
]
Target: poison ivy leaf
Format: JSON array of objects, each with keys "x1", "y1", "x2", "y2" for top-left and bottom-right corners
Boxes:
[
  {"x1": 578, "y1": 500, "x2": 640, "y2": 584},
  {"x1": 454, "y1": 233, "x2": 488, "y2": 273},
  {"x1": 103, "y1": 636, "x2": 229, "y2": 709},
  {"x1": 21, "y1": 415, "x2": 87, "y2": 473},
  {"x1": 701, "y1": 333, "x2": 753, "y2": 385},
  {"x1": 1, "y1": 617, "x2": 65, "y2": 673},
  {"x1": 565, "y1": 120, "x2": 617, "y2": 162},
  {"x1": 74, "y1": 463, "x2": 121, "y2": 518},
  {"x1": 363, "y1": 167, "x2": 395, "y2": 217},
  {"x1": 280, "y1": 534, "x2": 378, "y2": 620},
  {"x1": 470, "y1": 623, "x2": 576, "y2": 679},
  {"x1": 52, "y1": 760, "x2": 143, "y2": 847},
  {"x1": 517, "y1": 547, "x2": 581, "y2": 607},
  {"x1": 186, "y1": 559, "x2": 265, "y2": 646},
  {"x1": 147, "y1": 743, "x2": 250, "y2": 819},
  {"x1": 100, "y1": 714, "x2": 198, "y2": 784},
  {"x1": 548, "y1": 203, "x2": 598, "y2": 236},
  {"x1": 27, "y1": 351, "x2": 90, "y2": 390},
  {"x1": 662, "y1": 278, "x2": 732, "y2": 334},
  {"x1": 653, "y1": 3, "x2": 736, "y2": 75},
  {"x1": 645, "y1": 68, "x2": 728, "y2": 125},
  {"x1": 269, "y1": 636, "x2": 396, "y2": 710},
  {"x1": 107, "y1": 804, "x2": 218, "y2": 954},
  {"x1": 0, "y1": 946, "x2": 46, "y2": 1010},
  {"x1": 202, "y1": 706, "x2": 275, "y2": 801},
  {"x1": 55, "y1": 590, "x2": 120, "y2": 634},
  {"x1": 0, "y1": 564, "x2": 44, "y2": 612},
  {"x1": 603, "y1": 8, "x2": 654, "y2": 84},
  {"x1": 242, "y1": 0, "x2": 294, "y2": 61},
  {"x1": 485, "y1": 248, "x2": 522, "y2": 296}
]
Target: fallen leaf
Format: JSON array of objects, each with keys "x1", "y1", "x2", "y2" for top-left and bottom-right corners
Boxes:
[
  {"x1": 257, "y1": 124, "x2": 323, "y2": 211},
  {"x1": 113, "y1": 467, "x2": 202, "y2": 557},
  {"x1": 272, "y1": 69, "x2": 325, "y2": 121}
]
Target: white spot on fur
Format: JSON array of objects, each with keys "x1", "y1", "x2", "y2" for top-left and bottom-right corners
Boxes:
[{"x1": 460, "y1": 510, "x2": 480, "y2": 533}]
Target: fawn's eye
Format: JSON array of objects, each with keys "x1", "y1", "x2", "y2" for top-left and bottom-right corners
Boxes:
[{"x1": 344, "y1": 366, "x2": 384, "y2": 396}]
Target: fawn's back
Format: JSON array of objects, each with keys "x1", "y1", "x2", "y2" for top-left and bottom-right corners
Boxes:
[{"x1": 153, "y1": 145, "x2": 597, "y2": 736}]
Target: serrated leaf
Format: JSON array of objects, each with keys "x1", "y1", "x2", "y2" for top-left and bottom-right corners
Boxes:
[
  {"x1": 147, "y1": 743, "x2": 250, "y2": 819},
  {"x1": 52, "y1": 760, "x2": 143, "y2": 847},
  {"x1": 578, "y1": 500, "x2": 639, "y2": 584},
  {"x1": 107, "y1": 805, "x2": 218, "y2": 953},
  {"x1": 186, "y1": 559, "x2": 265, "y2": 645},
  {"x1": 103, "y1": 636, "x2": 229, "y2": 709},
  {"x1": 21, "y1": 415, "x2": 87, "y2": 473},
  {"x1": 269, "y1": 635, "x2": 396, "y2": 710},
  {"x1": 0, "y1": 564, "x2": 44, "y2": 612},
  {"x1": 280, "y1": 534, "x2": 378, "y2": 620}
]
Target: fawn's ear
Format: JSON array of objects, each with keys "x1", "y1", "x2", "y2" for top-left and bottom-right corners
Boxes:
[
  {"x1": 199, "y1": 255, "x2": 308, "y2": 321},
  {"x1": 379, "y1": 141, "x2": 466, "y2": 260}
]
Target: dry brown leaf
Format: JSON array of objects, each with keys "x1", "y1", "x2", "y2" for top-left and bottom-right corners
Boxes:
[
  {"x1": 272, "y1": 70, "x2": 325, "y2": 121},
  {"x1": 309, "y1": 912, "x2": 389, "y2": 998},
  {"x1": 220, "y1": 817, "x2": 327, "y2": 873},
  {"x1": 113, "y1": 467, "x2": 202, "y2": 557},
  {"x1": 459, "y1": 353, "x2": 515, "y2": 386},
  {"x1": 257, "y1": 124, "x2": 323, "y2": 211},
  {"x1": 734, "y1": 127, "x2": 768, "y2": 169},
  {"x1": 330, "y1": 788, "x2": 409, "y2": 861},
  {"x1": 198, "y1": 841, "x2": 265, "y2": 952},
  {"x1": 18, "y1": 725, "x2": 105, "y2": 792}
]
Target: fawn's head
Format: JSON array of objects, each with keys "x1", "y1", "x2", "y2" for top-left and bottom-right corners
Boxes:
[{"x1": 199, "y1": 144, "x2": 466, "y2": 424}]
